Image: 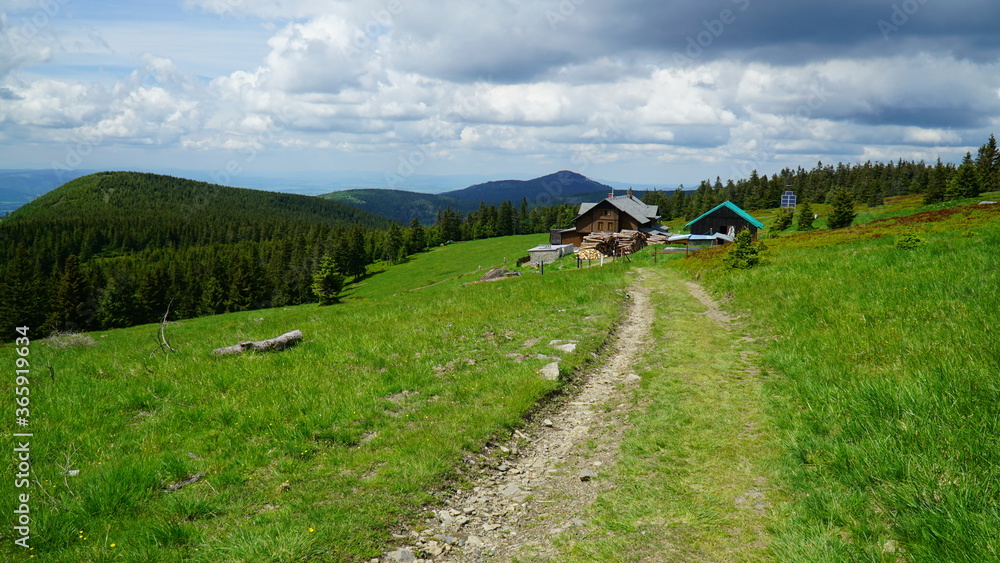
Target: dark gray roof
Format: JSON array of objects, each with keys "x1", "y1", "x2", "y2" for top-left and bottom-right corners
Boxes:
[{"x1": 576, "y1": 195, "x2": 659, "y2": 225}]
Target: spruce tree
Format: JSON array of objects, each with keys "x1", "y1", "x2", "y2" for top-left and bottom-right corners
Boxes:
[
  {"x1": 977, "y1": 133, "x2": 999, "y2": 192},
  {"x1": 311, "y1": 255, "x2": 345, "y2": 305},
  {"x1": 772, "y1": 207, "x2": 794, "y2": 231},
  {"x1": 948, "y1": 152, "x2": 982, "y2": 200},
  {"x1": 723, "y1": 229, "x2": 761, "y2": 269},
  {"x1": 406, "y1": 217, "x2": 426, "y2": 254},
  {"x1": 383, "y1": 223, "x2": 404, "y2": 264},
  {"x1": 826, "y1": 188, "x2": 856, "y2": 229},
  {"x1": 796, "y1": 200, "x2": 815, "y2": 230},
  {"x1": 48, "y1": 255, "x2": 88, "y2": 332},
  {"x1": 923, "y1": 158, "x2": 948, "y2": 204}
]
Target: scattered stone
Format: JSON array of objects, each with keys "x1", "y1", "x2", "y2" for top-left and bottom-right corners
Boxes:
[
  {"x1": 497, "y1": 464, "x2": 509, "y2": 472},
  {"x1": 385, "y1": 548, "x2": 416, "y2": 563},
  {"x1": 542, "y1": 419, "x2": 554, "y2": 427},
  {"x1": 571, "y1": 518, "x2": 587, "y2": 527},
  {"x1": 484, "y1": 523, "x2": 501, "y2": 532},
  {"x1": 466, "y1": 535, "x2": 485, "y2": 548},
  {"x1": 425, "y1": 540, "x2": 444, "y2": 557},
  {"x1": 624, "y1": 373, "x2": 642, "y2": 384},
  {"x1": 539, "y1": 362, "x2": 560, "y2": 380},
  {"x1": 548, "y1": 339, "x2": 578, "y2": 353},
  {"x1": 499, "y1": 484, "x2": 529, "y2": 503},
  {"x1": 579, "y1": 469, "x2": 597, "y2": 482}
]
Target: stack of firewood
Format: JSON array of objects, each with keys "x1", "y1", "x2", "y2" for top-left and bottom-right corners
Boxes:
[
  {"x1": 612, "y1": 230, "x2": 647, "y2": 254},
  {"x1": 578, "y1": 230, "x2": 648, "y2": 256},
  {"x1": 646, "y1": 233, "x2": 671, "y2": 244}
]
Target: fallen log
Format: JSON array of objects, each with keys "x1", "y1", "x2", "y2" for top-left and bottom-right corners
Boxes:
[{"x1": 212, "y1": 330, "x2": 303, "y2": 356}]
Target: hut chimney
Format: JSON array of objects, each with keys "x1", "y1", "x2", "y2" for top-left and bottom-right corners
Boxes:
[{"x1": 627, "y1": 187, "x2": 634, "y2": 198}]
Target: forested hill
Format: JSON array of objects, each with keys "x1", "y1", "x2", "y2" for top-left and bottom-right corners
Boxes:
[
  {"x1": 5, "y1": 171, "x2": 392, "y2": 236},
  {"x1": 322, "y1": 171, "x2": 622, "y2": 224},
  {"x1": 0, "y1": 171, "x2": 394, "y2": 336},
  {"x1": 322, "y1": 189, "x2": 477, "y2": 225},
  {"x1": 441, "y1": 170, "x2": 613, "y2": 201}
]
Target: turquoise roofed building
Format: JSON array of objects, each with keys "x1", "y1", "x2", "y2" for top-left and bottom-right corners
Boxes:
[{"x1": 685, "y1": 201, "x2": 764, "y2": 241}]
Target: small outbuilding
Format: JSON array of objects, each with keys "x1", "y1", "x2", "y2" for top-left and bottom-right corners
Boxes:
[
  {"x1": 528, "y1": 244, "x2": 575, "y2": 265},
  {"x1": 685, "y1": 200, "x2": 764, "y2": 239}
]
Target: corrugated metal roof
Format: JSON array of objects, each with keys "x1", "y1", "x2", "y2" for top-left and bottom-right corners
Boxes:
[
  {"x1": 683, "y1": 200, "x2": 764, "y2": 229},
  {"x1": 575, "y1": 195, "x2": 659, "y2": 224}
]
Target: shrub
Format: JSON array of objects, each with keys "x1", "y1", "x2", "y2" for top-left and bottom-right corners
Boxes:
[
  {"x1": 894, "y1": 233, "x2": 927, "y2": 250},
  {"x1": 772, "y1": 207, "x2": 794, "y2": 231},
  {"x1": 723, "y1": 228, "x2": 763, "y2": 269}
]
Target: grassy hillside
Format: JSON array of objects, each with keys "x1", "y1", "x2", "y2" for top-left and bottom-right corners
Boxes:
[
  {"x1": 0, "y1": 171, "x2": 398, "y2": 336},
  {"x1": 0, "y1": 234, "x2": 632, "y2": 561},
  {"x1": 676, "y1": 194, "x2": 1000, "y2": 559}
]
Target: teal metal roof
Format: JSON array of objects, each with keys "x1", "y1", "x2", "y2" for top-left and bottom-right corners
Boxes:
[{"x1": 684, "y1": 200, "x2": 764, "y2": 230}]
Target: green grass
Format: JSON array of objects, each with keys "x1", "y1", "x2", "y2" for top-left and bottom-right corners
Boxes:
[
  {"x1": 554, "y1": 267, "x2": 785, "y2": 561},
  {"x1": 5, "y1": 194, "x2": 998, "y2": 561},
  {"x1": 0, "y1": 234, "x2": 631, "y2": 561},
  {"x1": 676, "y1": 198, "x2": 1000, "y2": 560}
]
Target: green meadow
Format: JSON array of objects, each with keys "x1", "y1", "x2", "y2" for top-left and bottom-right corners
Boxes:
[
  {"x1": 0, "y1": 234, "x2": 630, "y2": 561},
  {"x1": 678, "y1": 195, "x2": 1000, "y2": 560},
  {"x1": 3, "y1": 196, "x2": 1000, "y2": 561}
]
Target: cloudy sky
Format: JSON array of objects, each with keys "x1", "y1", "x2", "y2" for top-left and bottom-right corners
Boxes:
[{"x1": 1, "y1": 0, "x2": 999, "y2": 191}]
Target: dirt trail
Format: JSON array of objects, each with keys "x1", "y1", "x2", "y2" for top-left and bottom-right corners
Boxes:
[
  {"x1": 381, "y1": 274, "x2": 654, "y2": 562},
  {"x1": 381, "y1": 272, "x2": 776, "y2": 562}
]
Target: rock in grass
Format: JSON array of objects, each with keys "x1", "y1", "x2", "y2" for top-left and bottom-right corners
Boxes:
[
  {"x1": 539, "y1": 362, "x2": 560, "y2": 380},
  {"x1": 579, "y1": 469, "x2": 597, "y2": 482}
]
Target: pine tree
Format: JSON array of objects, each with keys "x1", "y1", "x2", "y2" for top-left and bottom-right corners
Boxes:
[
  {"x1": 772, "y1": 207, "x2": 794, "y2": 231},
  {"x1": 948, "y1": 152, "x2": 982, "y2": 200},
  {"x1": 383, "y1": 223, "x2": 404, "y2": 264},
  {"x1": 826, "y1": 188, "x2": 856, "y2": 229},
  {"x1": 48, "y1": 254, "x2": 89, "y2": 332},
  {"x1": 723, "y1": 229, "x2": 762, "y2": 269},
  {"x1": 497, "y1": 201, "x2": 515, "y2": 236},
  {"x1": 796, "y1": 200, "x2": 815, "y2": 230},
  {"x1": 406, "y1": 217, "x2": 426, "y2": 254},
  {"x1": 977, "y1": 133, "x2": 999, "y2": 192},
  {"x1": 311, "y1": 255, "x2": 345, "y2": 305},
  {"x1": 923, "y1": 158, "x2": 948, "y2": 204}
]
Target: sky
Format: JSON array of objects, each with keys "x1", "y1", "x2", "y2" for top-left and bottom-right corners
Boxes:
[{"x1": 1, "y1": 0, "x2": 999, "y2": 192}]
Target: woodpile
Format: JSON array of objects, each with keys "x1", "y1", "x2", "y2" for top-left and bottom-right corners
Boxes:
[
  {"x1": 646, "y1": 233, "x2": 671, "y2": 244},
  {"x1": 577, "y1": 230, "x2": 648, "y2": 257}
]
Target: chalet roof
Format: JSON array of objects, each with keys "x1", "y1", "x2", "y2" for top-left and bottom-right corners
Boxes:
[
  {"x1": 684, "y1": 200, "x2": 764, "y2": 229},
  {"x1": 577, "y1": 194, "x2": 659, "y2": 225}
]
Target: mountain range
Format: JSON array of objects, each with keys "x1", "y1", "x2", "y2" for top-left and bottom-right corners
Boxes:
[{"x1": 322, "y1": 171, "x2": 651, "y2": 224}]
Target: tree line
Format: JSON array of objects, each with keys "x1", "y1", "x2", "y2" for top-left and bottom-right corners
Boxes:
[
  {"x1": 0, "y1": 172, "x2": 578, "y2": 337},
  {"x1": 641, "y1": 133, "x2": 999, "y2": 222}
]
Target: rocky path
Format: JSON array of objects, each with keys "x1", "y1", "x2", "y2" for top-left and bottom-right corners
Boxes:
[{"x1": 379, "y1": 273, "x2": 654, "y2": 563}]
